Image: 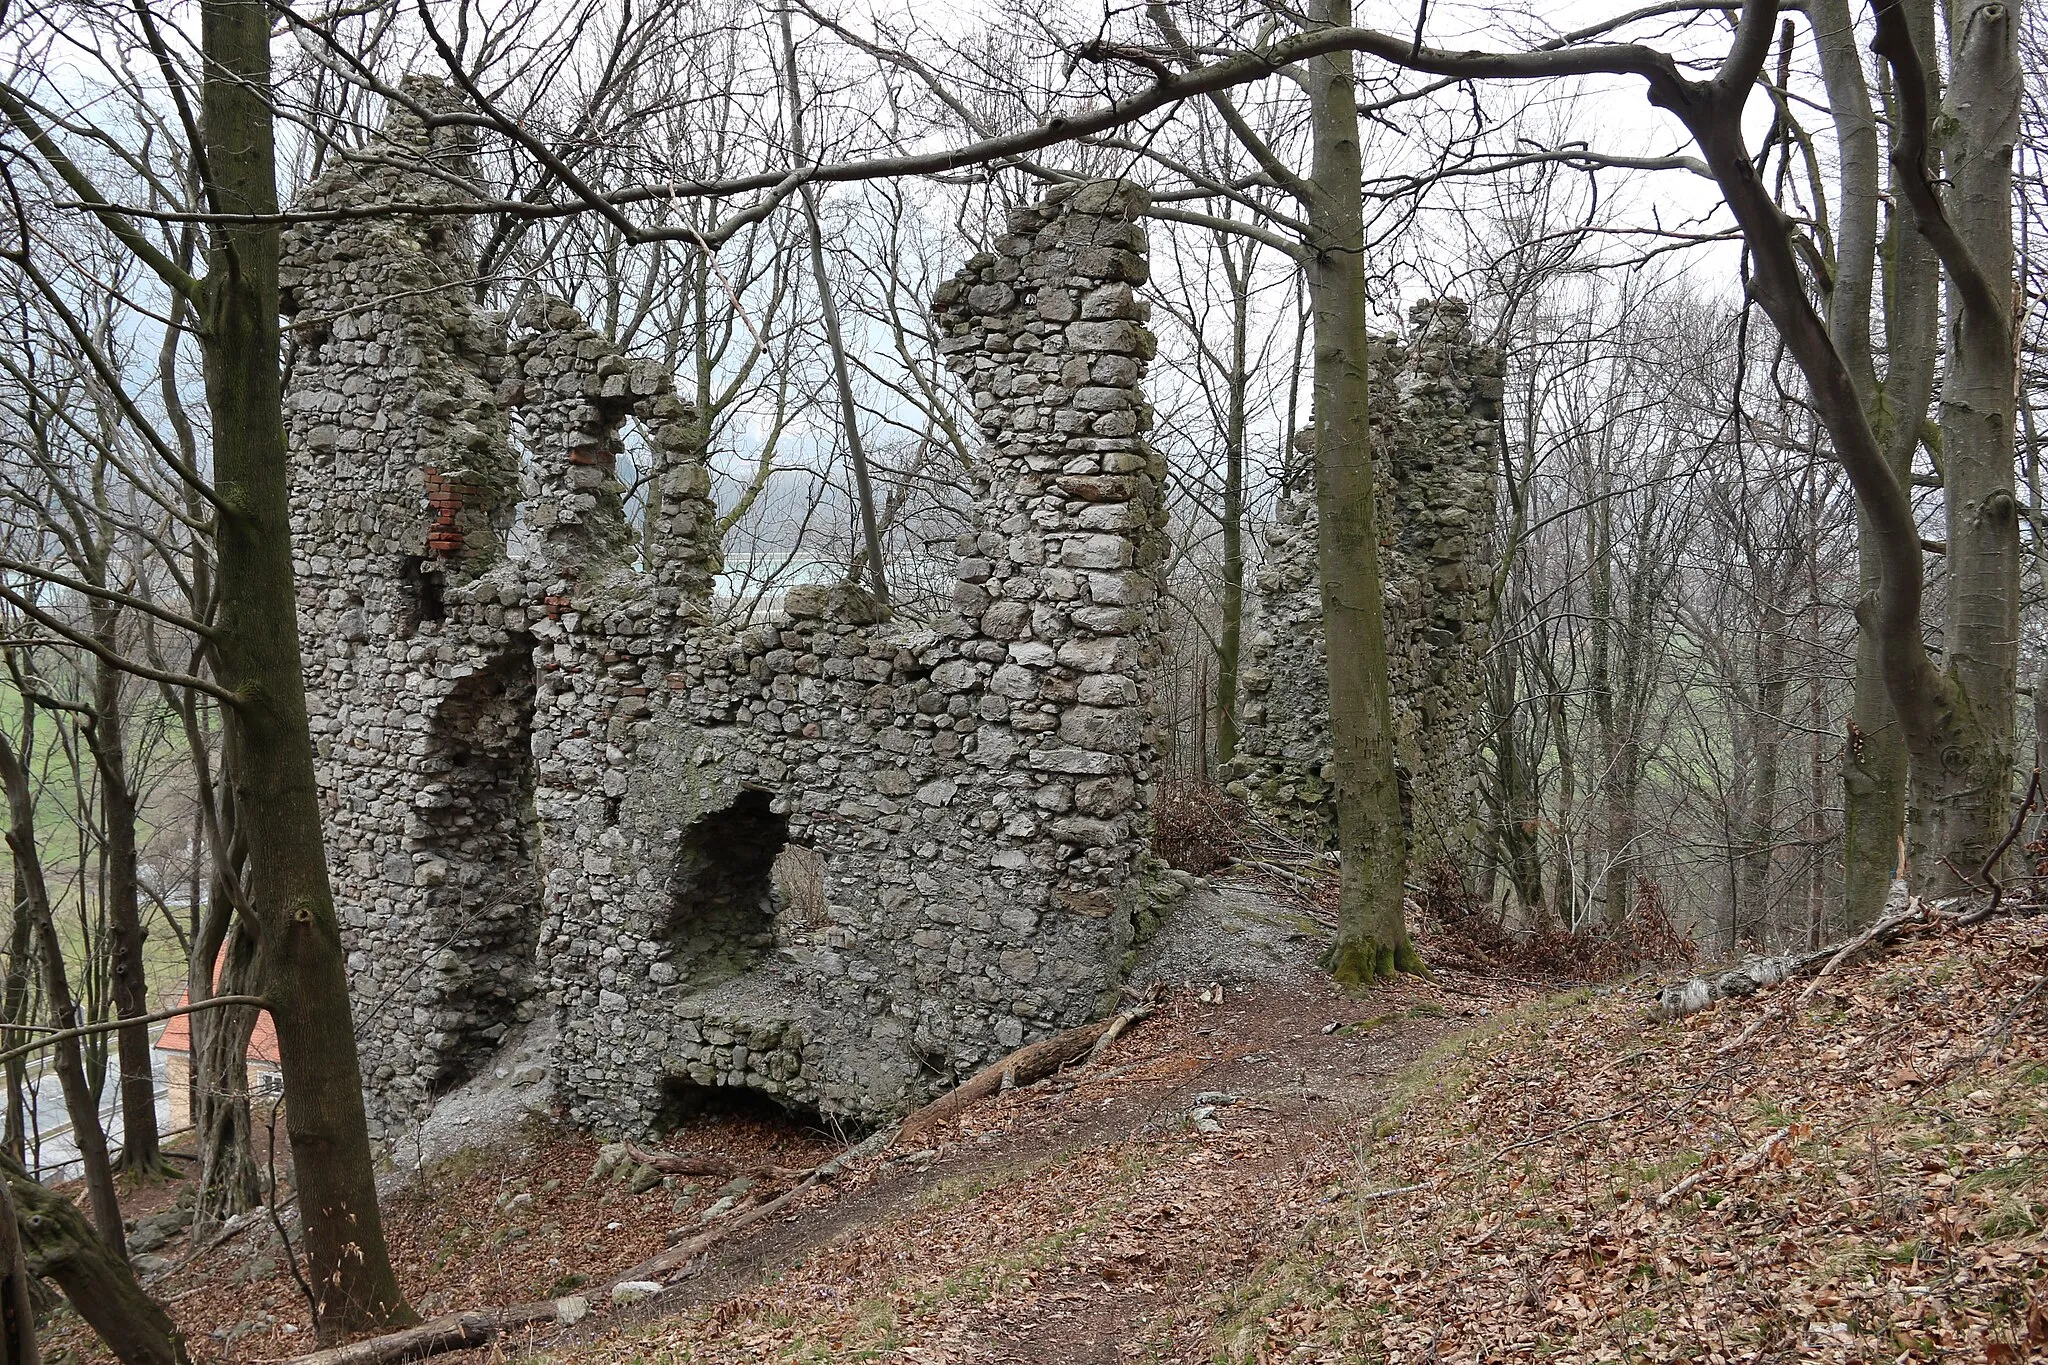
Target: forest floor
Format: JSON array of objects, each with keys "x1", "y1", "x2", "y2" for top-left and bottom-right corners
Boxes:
[{"x1": 44, "y1": 884, "x2": 2048, "y2": 1364}]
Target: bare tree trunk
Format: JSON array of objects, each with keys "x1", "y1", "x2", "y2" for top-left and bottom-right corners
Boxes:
[
  {"x1": 1807, "y1": 470, "x2": 1833, "y2": 947},
  {"x1": 1588, "y1": 462, "x2": 1632, "y2": 929},
  {"x1": 188, "y1": 784, "x2": 260, "y2": 1233},
  {"x1": 90, "y1": 616, "x2": 162, "y2": 1176},
  {"x1": 1810, "y1": 0, "x2": 1922, "y2": 926},
  {"x1": 779, "y1": 9, "x2": 888, "y2": 608},
  {"x1": 0, "y1": 1177, "x2": 36, "y2": 1365},
  {"x1": 1742, "y1": 605, "x2": 1790, "y2": 932},
  {"x1": 0, "y1": 731, "x2": 122, "y2": 1253},
  {"x1": 3, "y1": 1150, "x2": 186, "y2": 1365},
  {"x1": 1536, "y1": 647, "x2": 1577, "y2": 928},
  {"x1": 0, "y1": 875, "x2": 29, "y2": 1163},
  {"x1": 1215, "y1": 237, "x2": 1251, "y2": 769},
  {"x1": 166, "y1": 681, "x2": 259, "y2": 1229},
  {"x1": 196, "y1": 0, "x2": 412, "y2": 1336},
  {"x1": 1303, "y1": 0, "x2": 1417, "y2": 983},
  {"x1": 192, "y1": 911, "x2": 261, "y2": 1234},
  {"x1": 1487, "y1": 648, "x2": 1548, "y2": 929},
  {"x1": 1922, "y1": 0, "x2": 2023, "y2": 891}
]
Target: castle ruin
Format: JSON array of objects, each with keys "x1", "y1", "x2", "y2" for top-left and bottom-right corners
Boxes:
[{"x1": 285, "y1": 92, "x2": 1501, "y2": 1142}]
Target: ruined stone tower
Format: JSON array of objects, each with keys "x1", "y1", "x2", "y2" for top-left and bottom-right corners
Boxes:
[
  {"x1": 1226, "y1": 299, "x2": 1503, "y2": 874},
  {"x1": 285, "y1": 91, "x2": 1169, "y2": 1134}
]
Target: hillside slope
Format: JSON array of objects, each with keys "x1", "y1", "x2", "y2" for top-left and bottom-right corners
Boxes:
[
  {"x1": 45, "y1": 891, "x2": 2046, "y2": 1363},
  {"x1": 562, "y1": 912, "x2": 2045, "y2": 1363},
  {"x1": 1212, "y1": 913, "x2": 2048, "y2": 1362}
]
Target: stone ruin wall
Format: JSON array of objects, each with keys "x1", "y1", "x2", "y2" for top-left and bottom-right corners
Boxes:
[
  {"x1": 284, "y1": 91, "x2": 1171, "y2": 1136},
  {"x1": 1225, "y1": 299, "x2": 1503, "y2": 875}
]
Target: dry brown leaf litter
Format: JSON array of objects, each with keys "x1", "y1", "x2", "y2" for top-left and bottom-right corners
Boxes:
[
  {"x1": 43, "y1": 1114, "x2": 836, "y2": 1361},
  {"x1": 562, "y1": 921, "x2": 2044, "y2": 1362},
  {"x1": 1217, "y1": 916, "x2": 2048, "y2": 1363},
  {"x1": 41, "y1": 914, "x2": 2045, "y2": 1364}
]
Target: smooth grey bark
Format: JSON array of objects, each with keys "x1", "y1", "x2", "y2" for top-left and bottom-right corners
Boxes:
[
  {"x1": 1921, "y1": 0, "x2": 2023, "y2": 893},
  {"x1": 195, "y1": 0, "x2": 414, "y2": 1335},
  {"x1": 1300, "y1": 0, "x2": 1418, "y2": 982},
  {"x1": 1810, "y1": 0, "x2": 1922, "y2": 924}
]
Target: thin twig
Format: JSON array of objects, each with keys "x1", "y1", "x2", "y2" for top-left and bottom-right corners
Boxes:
[
  {"x1": 1977, "y1": 768, "x2": 2041, "y2": 917},
  {"x1": 266, "y1": 1094, "x2": 319, "y2": 1331},
  {"x1": 1656, "y1": 1125, "x2": 1793, "y2": 1208}
]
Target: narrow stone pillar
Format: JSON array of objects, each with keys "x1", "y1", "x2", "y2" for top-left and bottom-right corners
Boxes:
[{"x1": 1229, "y1": 298, "x2": 1503, "y2": 877}]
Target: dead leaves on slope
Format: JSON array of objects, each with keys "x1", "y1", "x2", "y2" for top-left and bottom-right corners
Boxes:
[{"x1": 1217, "y1": 917, "x2": 2048, "y2": 1363}]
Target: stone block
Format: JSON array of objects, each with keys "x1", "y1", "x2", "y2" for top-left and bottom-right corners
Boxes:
[{"x1": 1058, "y1": 535, "x2": 1132, "y2": 571}]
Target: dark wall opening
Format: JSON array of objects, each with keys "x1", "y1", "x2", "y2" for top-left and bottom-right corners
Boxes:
[
  {"x1": 659, "y1": 788, "x2": 786, "y2": 990},
  {"x1": 397, "y1": 553, "x2": 447, "y2": 633},
  {"x1": 650, "y1": 1076, "x2": 831, "y2": 1135},
  {"x1": 415, "y1": 643, "x2": 539, "y2": 1099}
]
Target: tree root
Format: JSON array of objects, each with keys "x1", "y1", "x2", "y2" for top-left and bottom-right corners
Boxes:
[{"x1": 1326, "y1": 935, "x2": 1428, "y2": 988}]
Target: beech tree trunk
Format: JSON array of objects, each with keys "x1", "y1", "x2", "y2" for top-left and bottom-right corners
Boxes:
[
  {"x1": 1918, "y1": 0, "x2": 2022, "y2": 894},
  {"x1": 1302, "y1": 0, "x2": 1417, "y2": 983},
  {"x1": 195, "y1": 0, "x2": 413, "y2": 1337},
  {"x1": 1811, "y1": 0, "x2": 1938, "y2": 922}
]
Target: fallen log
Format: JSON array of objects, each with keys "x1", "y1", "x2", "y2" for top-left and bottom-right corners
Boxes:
[
  {"x1": 621, "y1": 1125, "x2": 899, "y2": 1284},
  {"x1": 282, "y1": 1302, "x2": 568, "y2": 1365},
  {"x1": 1655, "y1": 882, "x2": 2042, "y2": 1031},
  {"x1": 897, "y1": 995, "x2": 1159, "y2": 1144}
]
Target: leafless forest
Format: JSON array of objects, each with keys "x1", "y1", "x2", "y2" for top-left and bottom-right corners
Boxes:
[{"x1": 0, "y1": 0, "x2": 2042, "y2": 1359}]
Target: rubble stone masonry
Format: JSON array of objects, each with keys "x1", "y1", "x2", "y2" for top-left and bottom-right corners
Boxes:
[
  {"x1": 285, "y1": 89, "x2": 1168, "y2": 1134},
  {"x1": 1226, "y1": 299, "x2": 1503, "y2": 875},
  {"x1": 287, "y1": 87, "x2": 1499, "y2": 1143}
]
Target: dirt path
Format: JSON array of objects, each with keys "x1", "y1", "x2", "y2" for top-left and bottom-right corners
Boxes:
[
  {"x1": 563, "y1": 888, "x2": 1530, "y2": 1362},
  {"x1": 48, "y1": 887, "x2": 1528, "y2": 1365}
]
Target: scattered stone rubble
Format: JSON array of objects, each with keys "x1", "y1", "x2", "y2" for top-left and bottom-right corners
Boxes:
[
  {"x1": 286, "y1": 87, "x2": 1170, "y2": 1134},
  {"x1": 1225, "y1": 299, "x2": 1504, "y2": 874}
]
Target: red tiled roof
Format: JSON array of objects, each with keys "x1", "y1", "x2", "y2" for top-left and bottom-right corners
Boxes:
[{"x1": 153, "y1": 954, "x2": 280, "y2": 1066}]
